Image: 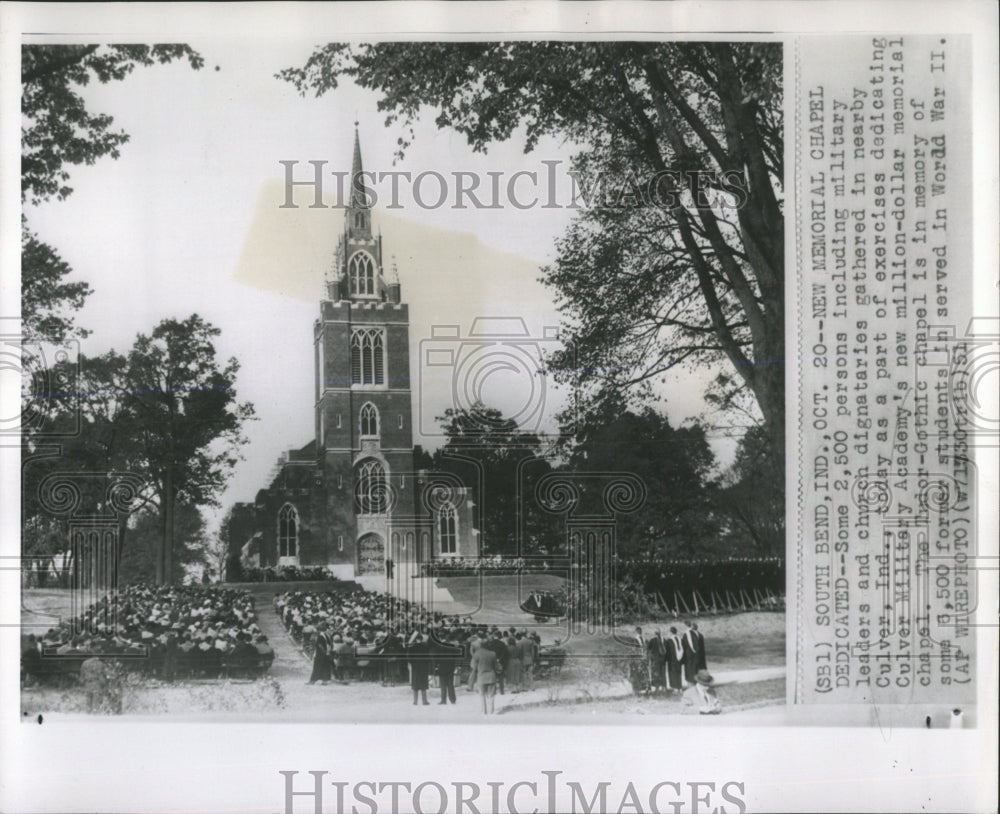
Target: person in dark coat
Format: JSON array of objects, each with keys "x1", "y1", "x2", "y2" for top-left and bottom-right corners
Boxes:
[
  {"x1": 407, "y1": 632, "x2": 431, "y2": 705},
  {"x1": 681, "y1": 622, "x2": 699, "y2": 685},
  {"x1": 686, "y1": 622, "x2": 707, "y2": 670},
  {"x1": 379, "y1": 631, "x2": 404, "y2": 687},
  {"x1": 665, "y1": 627, "x2": 685, "y2": 692},
  {"x1": 482, "y1": 630, "x2": 509, "y2": 695},
  {"x1": 431, "y1": 630, "x2": 461, "y2": 705},
  {"x1": 20, "y1": 634, "x2": 41, "y2": 687},
  {"x1": 308, "y1": 625, "x2": 332, "y2": 685},
  {"x1": 646, "y1": 629, "x2": 666, "y2": 692}
]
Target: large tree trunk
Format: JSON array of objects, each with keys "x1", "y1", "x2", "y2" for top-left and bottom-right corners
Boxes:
[
  {"x1": 155, "y1": 472, "x2": 176, "y2": 585},
  {"x1": 157, "y1": 471, "x2": 176, "y2": 585},
  {"x1": 113, "y1": 515, "x2": 128, "y2": 588},
  {"x1": 164, "y1": 478, "x2": 174, "y2": 584}
]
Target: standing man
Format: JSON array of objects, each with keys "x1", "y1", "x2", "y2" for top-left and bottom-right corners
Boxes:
[
  {"x1": 469, "y1": 641, "x2": 500, "y2": 715},
  {"x1": 666, "y1": 626, "x2": 685, "y2": 693},
  {"x1": 687, "y1": 622, "x2": 707, "y2": 671},
  {"x1": 483, "y1": 629, "x2": 509, "y2": 695},
  {"x1": 407, "y1": 631, "x2": 432, "y2": 706},
  {"x1": 646, "y1": 629, "x2": 666, "y2": 693},
  {"x1": 681, "y1": 622, "x2": 699, "y2": 686},
  {"x1": 432, "y1": 630, "x2": 460, "y2": 705}
]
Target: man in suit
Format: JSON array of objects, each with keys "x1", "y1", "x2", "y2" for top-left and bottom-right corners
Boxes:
[
  {"x1": 378, "y1": 630, "x2": 404, "y2": 687},
  {"x1": 336, "y1": 634, "x2": 357, "y2": 682},
  {"x1": 686, "y1": 622, "x2": 707, "y2": 670},
  {"x1": 431, "y1": 630, "x2": 461, "y2": 705},
  {"x1": 482, "y1": 629, "x2": 509, "y2": 695},
  {"x1": 681, "y1": 622, "x2": 699, "y2": 686},
  {"x1": 666, "y1": 626, "x2": 685, "y2": 692},
  {"x1": 407, "y1": 631, "x2": 432, "y2": 706},
  {"x1": 469, "y1": 642, "x2": 499, "y2": 714},
  {"x1": 646, "y1": 629, "x2": 666, "y2": 693}
]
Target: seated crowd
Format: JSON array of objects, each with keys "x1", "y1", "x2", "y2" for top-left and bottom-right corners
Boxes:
[
  {"x1": 275, "y1": 589, "x2": 553, "y2": 692},
  {"x1": 236, "y1": 565, "x2": 341, "y2": 583},
  {"x1": 21, "y1": 583, "x2": 274, "y2": 685}
]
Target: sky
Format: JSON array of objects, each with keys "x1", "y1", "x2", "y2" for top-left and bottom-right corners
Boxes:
[{"x1": 23, "y1": 40, "x2": 732, "y2": 535}]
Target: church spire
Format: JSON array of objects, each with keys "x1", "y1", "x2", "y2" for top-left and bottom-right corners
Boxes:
[
  {"x1": 350, "y1": 121, "x2": 370, "y2": 212},
  {"x1": 346, "y1": 122, "x2": 373, "y2": 246}
]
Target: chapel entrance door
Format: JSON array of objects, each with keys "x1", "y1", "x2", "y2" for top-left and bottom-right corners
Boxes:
[{"x1": 357, "y1": 533, "x2": 385, "y2": 575}]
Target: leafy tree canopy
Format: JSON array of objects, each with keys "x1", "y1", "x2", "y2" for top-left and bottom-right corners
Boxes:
[{"x1": 22, "y1": 44, "x2": 203, "y2": 204}]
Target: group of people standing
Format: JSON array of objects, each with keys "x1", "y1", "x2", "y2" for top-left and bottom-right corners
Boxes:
[
  {"x1": 636, "y1": 622, "x2": 707, "y2": 694},
  {"x1": 467, "y1": 627, "x2": 541, "y2": 714},
  {"x1": 301, "y1": 605, "x2": 544, "y2": 715}
]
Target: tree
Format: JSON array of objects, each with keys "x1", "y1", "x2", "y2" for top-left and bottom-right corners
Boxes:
[
  {"x1": 714, "y1": 425, "x2": 784, "y2": 557},
  {"x1": 122, "y1": 315, "x2": 255, "y2": 583},
  {"x1": 432, "y1": 404, "x2": 556, "y2": 557},
  {"x1": 21, "y1": 315, "x2": 255, "y2": 585},
  {"x1": 279, "y1": 42, "x2": 784, "y2": 465},
  {"x1": 563, "y1": 405, "x2": 719, "y2": 558},
  {"x1": 21, "y1": 349, "x2": 146, "y2": 584},
  {"x1": 21, "y1": 44, "x2": 203, "y2": 345},
  {"x1": 22, "y1": 44, "x2": 204, "y2": 204},
  {"x1": 21, "y1": 228, "x2": 92, "y2": 345},
  {"x1": 118, "y1": 504, "x2": 209, "y2": 585}
]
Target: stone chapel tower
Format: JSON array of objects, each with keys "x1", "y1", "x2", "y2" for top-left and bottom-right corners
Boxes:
[
  {"x1": 242, "y1": 127, "x2": 477, "y2": 584},
  {"x1": 314, "y1": 126, "x2": 417, "y2": 577}
]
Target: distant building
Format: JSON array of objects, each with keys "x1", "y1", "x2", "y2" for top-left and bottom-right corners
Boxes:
[{"x1": 229, "y1": 128, "x2": 478, "y2": 581}]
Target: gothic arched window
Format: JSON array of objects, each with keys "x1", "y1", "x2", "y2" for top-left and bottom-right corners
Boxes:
[
  {"x1": 438, "y1": 503, "x2": 457, "y2": 555},
  {"x1": 359, "y1": 402, "x2": 379, "y2": 438},
  {"x1": 355, "y1": 459, "x2": 387, "y2": 515},
  {"x1": 349, "y1": 252, "x2": 376, "y2": 296},
  {"x1": 277, "y1": 504, "x2": 299, "y2": 560},
  {"x1": 350, "y1": 328, "x2": 385, "y2": 386}
]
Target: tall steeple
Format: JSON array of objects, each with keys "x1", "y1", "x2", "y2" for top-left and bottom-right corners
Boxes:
[
  {"x1": 347, "y1": 122, "x2": 372, "y2": 241},
  {"x1": 350, "y1": 122, "x2": 367, "y2": 209}
]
